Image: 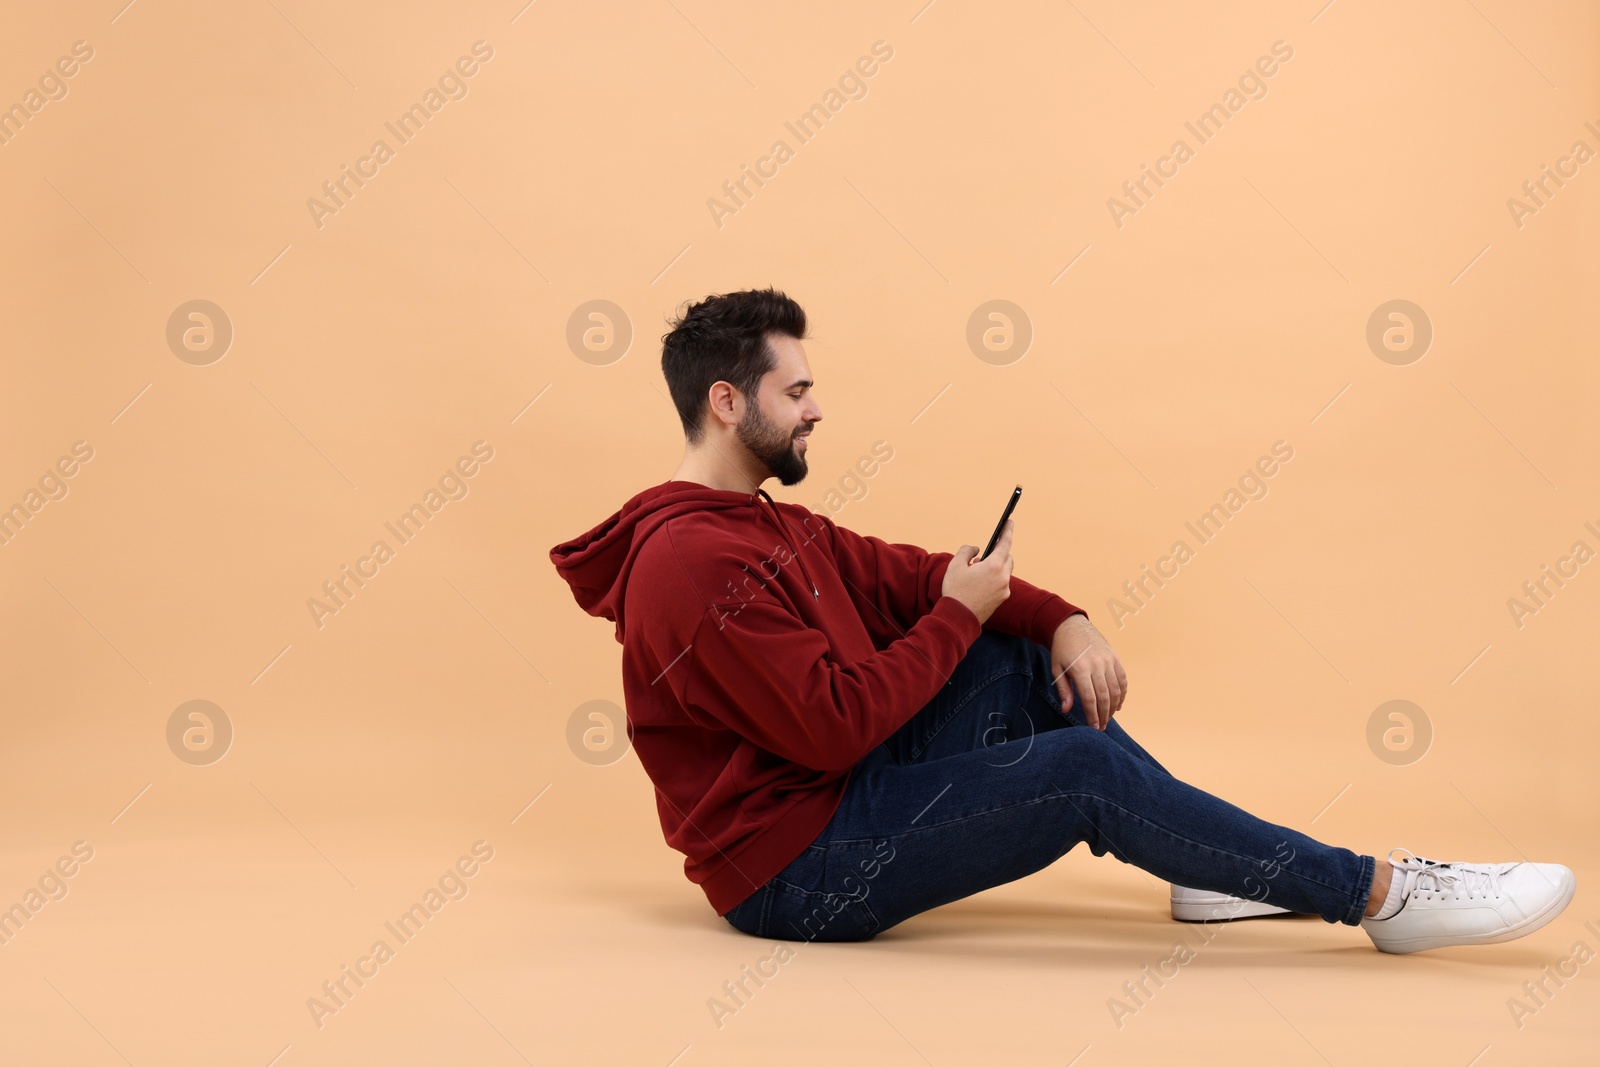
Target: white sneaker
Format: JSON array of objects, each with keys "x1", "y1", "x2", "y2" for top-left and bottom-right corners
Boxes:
[
  {"x1": 1170, "y1": 884, "x2": 1292, "y2": 922},
  {"x1": 1361, "y1": 848, "x2": 1577, "y2": 954}
]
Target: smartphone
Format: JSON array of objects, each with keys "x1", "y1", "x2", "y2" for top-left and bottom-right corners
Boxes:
[{"x1": 977, "y1": 485, "x2": 1022, "y2": 562}]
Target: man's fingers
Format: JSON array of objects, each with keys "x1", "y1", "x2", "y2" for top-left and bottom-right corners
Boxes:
[
  {"x1": 1070, "y1": 666, "x2": 1100, "y2": 728},
  {"x1": 1104, "y1": 662, "x2": 1123, "y2": 714},
  {"x1": 1090, "y1": 669, "x2": 1112, "y2": 729},
  {"x1": 1058, "y1": 641, "x2": 1132, "y2": 728}
]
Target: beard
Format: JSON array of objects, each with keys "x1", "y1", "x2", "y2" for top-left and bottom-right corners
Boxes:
[{"x1": 736, "y1": 400, "x2": 809, "y2": 486}]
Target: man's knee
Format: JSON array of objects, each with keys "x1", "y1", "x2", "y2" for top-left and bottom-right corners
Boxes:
[
  {"x1": 968, "y1": 628, "x2": 1048, "y2": 689},
  {"x1": 1037, "y1": 719, "x2": 1143, "y2": 780},
  {"x1": 965, "y1": 628, "x2": 1045, "y2": 672},
  {"x1": 969, "y1": 628, "x2": 1028, "y2": 653}
]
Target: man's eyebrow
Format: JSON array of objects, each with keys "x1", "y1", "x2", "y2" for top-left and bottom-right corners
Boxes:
[{"x1": 786, "y1": 379, "x2": 814, "y2": 389}]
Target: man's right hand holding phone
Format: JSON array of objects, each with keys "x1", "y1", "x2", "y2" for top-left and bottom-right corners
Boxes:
[{"x1": 941, "y1": 518, "x2": 1014, "y2": 625}]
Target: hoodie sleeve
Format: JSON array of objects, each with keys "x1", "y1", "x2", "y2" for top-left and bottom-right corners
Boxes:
[
  {"x1": 679, "y1": 591, "x2": 985, "y2": 773},
  {"x1": 808, "y1": 510, "x2": 1087, "y2": 648}
]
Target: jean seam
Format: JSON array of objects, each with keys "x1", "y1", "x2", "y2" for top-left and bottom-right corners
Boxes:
[
  {"x1": 755, "y1": 881, "x2": 774, "y2": 938},
  {"x1": 1027, "y1": 636, "x2": 1064, "y2": 712},
  {"x1": 770, "y1": 879, "x2": 879, "y2": 941},
  {"x1": 1345, "y1": 852, "x2": 1376, "y2": 927}
]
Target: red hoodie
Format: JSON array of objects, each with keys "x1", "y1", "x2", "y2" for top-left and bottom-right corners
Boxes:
[{"x1": 549, "y1": 480, "x2": 1086, "y2": 915}]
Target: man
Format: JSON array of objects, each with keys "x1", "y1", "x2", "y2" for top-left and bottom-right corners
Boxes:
[{"x1": 549, "y1": 287, "x2": 1574, "y2": 952}]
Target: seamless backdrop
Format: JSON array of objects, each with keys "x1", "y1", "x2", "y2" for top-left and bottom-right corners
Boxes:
[{"x1": 1, "y1": 1, "x2": 1597, "y2": 1064}]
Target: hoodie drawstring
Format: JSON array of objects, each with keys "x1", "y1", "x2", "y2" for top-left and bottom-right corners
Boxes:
[{"x1": 754, "y1": 489, "x2": 820, "y2": 600}]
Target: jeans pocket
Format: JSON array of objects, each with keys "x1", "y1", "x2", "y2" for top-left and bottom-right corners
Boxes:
[
  {"x1": 723, "y1": 842, "x2": 825, "y2": 938},
  {"x1": 728, "y1": 824, "x2": 887, "y2": 942},
  {"x1": 766, "y1": 880, "x2": 880, "y2": 942},
  {"x1": 726, "y1": 842, "x2": 881, "y2": 942}
]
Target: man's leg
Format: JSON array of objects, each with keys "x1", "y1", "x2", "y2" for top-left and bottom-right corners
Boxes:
[
  {"x1": 879, "y1": 629, "x2": 1172, "y2": 774},
  {"x1": 776, "y1": 631, "x2": 1376, "y2": 940},
  {"x1": 746, "y1": 630, "x2": 1570, "y2": 952},
  {"x1": 871, "y1": 629, "x2": 1074, "y2": 768},
  {"x1": 1013, "y1": 638, "x2": 1388, "y2": 919}
]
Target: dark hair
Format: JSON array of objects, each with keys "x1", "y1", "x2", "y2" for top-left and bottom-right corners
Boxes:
[{"x1": 660, "y1": 287, "x2": 807, "y2": 443}]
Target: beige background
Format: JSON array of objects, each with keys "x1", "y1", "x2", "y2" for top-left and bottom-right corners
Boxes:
[{"x1": 2, "y1": 1, "x2": 1597, "y2": 1063}]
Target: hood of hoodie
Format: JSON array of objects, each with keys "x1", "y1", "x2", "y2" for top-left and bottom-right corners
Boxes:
[{"x1": 550, "y1": 479, "x2": 820, "y2": 642}]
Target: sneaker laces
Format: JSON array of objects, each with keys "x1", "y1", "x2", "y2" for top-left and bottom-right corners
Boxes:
[{"x1": 1387, "y1": 848, "x2": 1514, "y2": 903}]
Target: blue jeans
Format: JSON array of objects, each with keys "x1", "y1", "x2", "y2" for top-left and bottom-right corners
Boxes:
[{"x1": 722, "y1": 630, "x2": 1376, "y2": 942}]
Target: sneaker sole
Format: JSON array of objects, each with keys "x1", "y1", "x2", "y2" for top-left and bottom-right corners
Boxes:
[
  {"x1": 1171, "y1": 896, "x2": 1294, "y2": 922},
  {"x1": 1368, "y1": 868, "x2": 1578, "y2": 954}
]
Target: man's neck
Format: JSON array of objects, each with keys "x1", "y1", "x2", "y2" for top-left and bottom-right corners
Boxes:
[{"x1": 672, "y1": 445, "x2": 767, "y2": 495}]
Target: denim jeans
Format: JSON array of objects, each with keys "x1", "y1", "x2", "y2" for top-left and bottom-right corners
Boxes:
[{"x1": 722, "y1": 630, "x2": 1376, "y2": 942}]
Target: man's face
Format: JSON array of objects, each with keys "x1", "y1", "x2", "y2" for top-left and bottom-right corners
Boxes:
[{"x1": 736, "y1": 334, "x2": 821, "y2": 487}]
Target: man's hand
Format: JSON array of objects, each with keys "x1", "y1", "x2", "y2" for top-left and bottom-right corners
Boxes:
[
  {"x1": 1050, "y1": 614, "x2": 1127, "y2": 730},
  {"x1": 941, "y1": 519, "x2": 1014, "y2": 625}
]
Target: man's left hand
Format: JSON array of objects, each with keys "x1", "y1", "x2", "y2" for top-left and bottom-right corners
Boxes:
[{"x1": 1050, "y1": 614, "x2": 1127, "y2": 730}]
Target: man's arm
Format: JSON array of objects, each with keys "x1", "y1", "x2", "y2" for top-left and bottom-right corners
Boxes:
[
  {"x1": 804, "y1": 509, "x2": 1087, "y2": 648},
  {"x1": 804, "y1": 508, "x2": 1129, "y2": 729},
  {"x1": 638, "y1": 521, "x2": 989, "y2": 774},
  {"x1": 669, "y1": 588, "x2": 985, "y2": 775}
]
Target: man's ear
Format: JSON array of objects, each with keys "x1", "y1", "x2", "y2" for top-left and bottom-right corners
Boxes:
[{"x1": 706, "y1": 381, "x2": 742, "y2": 430}]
